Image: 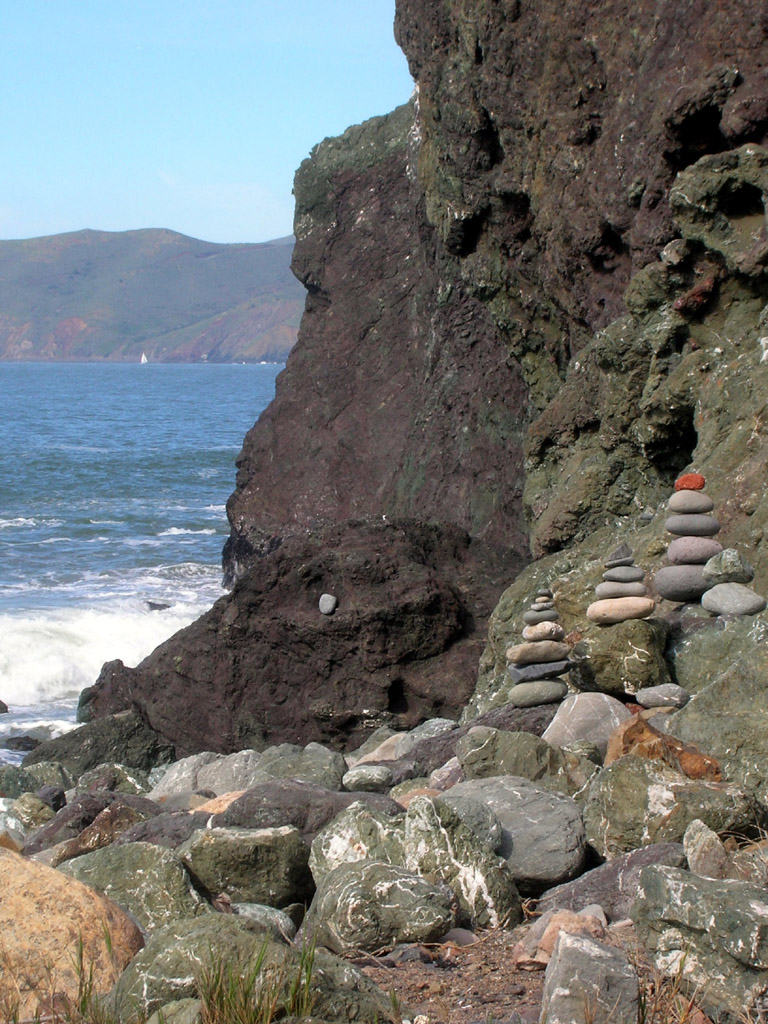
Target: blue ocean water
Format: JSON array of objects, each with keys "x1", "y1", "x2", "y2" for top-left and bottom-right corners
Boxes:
[{"x1": 0, "y1": 361, "x2": 281, "y2": 762}]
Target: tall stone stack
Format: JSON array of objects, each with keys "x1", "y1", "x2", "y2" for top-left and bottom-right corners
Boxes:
[
  {"x1": 654, "y1": 473, "x2": 722, "y2": 604},
  {"x1": 505, "y1": 588, "x2": 571, "y2": 707},
  {"x1": 586, "y1": 544, "x2": 656, "y2": 625}
]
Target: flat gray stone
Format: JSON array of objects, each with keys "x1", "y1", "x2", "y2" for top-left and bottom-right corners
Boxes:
[
  {"x1": 594, "y1": 581, "x2": 648, "y2": 599},
  {"x1": 654, "y1": 564, "x2": 711, "y2": 602},
  {"x1": 508, "y1": 679, "x2": 569, "y2": 706},
  {"x1": 523, "y1": 609, "x2": 560, "y2": 625},
  {"x1": 668, "y1": 489, "x2": 715, "y2": 513},
  {"x1": 634, "y1": 683, "x2": 691, "y2": 709},
  {"x1": 507, "y1": 660, "x2": 571, "y2": 684},
  {"x1": 602, "y1": 566, "x2": 645, "y2": 583},
  {"x1": 318, "y1": 593, "x2": 338, "y2": 615},
  {"x1": 664, "y1": 513, "x2": 721, "y2": 537},
  {"x1": 701, "y1": 582, "x2": 766, "y2": 616}
]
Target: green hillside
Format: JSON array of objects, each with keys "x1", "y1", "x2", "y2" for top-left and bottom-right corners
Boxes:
[{"x1": 0, "y1": 228, "x2": 304, "y2": 362}]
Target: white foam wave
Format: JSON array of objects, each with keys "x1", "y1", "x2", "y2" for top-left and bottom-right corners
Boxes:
[
  {"x1": 158, "y1": 527, "x2": 218, "y2": 537},
  {"x1": 0, "y1": 596, "x2": 220, "y2": 706}
]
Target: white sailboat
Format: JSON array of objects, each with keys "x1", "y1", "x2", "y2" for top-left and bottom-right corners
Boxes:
[{"x1": 140, "y1": 352, "x2": 148, "y2": 364}]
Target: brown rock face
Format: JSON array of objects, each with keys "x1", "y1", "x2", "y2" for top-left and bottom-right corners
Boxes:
[
  {"x1": 0, "y1": 848, "x2": 143, "y2": 1020},
  {"x1": 224, "y1": 104, "x2": 531, "y2": 576},
  {"x1": 86, "y1": 519, "x2": 518, "y2": 754}
]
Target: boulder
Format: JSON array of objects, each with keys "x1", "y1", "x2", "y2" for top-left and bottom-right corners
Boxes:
[
  {"x1": 567, "y1": 618, "x2": 671, "y2": 698},
  {"x1": 114, "y1": 810, "x2": 212, "y2": 850},
  {"x1": 303, "y1": 860, "x2": 457, "y2": 954},
  {"x1": 403, "y1": 795, "x2": 523, "y2": 929},
  {"x1": 583, "y1": 755, "x2": 766, "y2": 859},
  {"x1": 211, "y1": 779, "x2": 403, "y2": 844},
  {"x1": 23, "y1": 791, "x2": 161, "y2": 856},
  {"x1": 248, "y1": 742, "x2": 347, "y2": 790},
  {"x1": 106, "y1": 913, "x2": 392, "y2": 1020},
  {"x1": 309, "y1": 801, "x2": 406, "y2": 884},
  {"x1": 536, "y1": 843, "x2": 687, "y2": 921},
  {"x1": 442, "y1": 776, "x2": 587, "y2": 894},
  {"x1": 59, "y1": 840, "x2": 209, "y2": 932},
  {"x1": 74, "y1": 762, "x2": 151, "y2": 795},
  {"x1": 51, "y1": 797, "x2": 161, "y2": 866},
  {"x1": 540, "y1": 931, "x2": 639, "y2": 1024},
  {"x1": 455, "y1": 727, "x2": 598, "y2": 799},
  {"x1": 10, "y1": 793, "x2": 54, "y2": 829},
  {"x1": 0, "y1": 848, "x2": 143, "y2": 1020},
  {"x1": 341, "y1": 764, "x2": 393, "y2": 792},
  {"x1": 542, "y1": 692, "x2": 633, "y2": 757},
  {"x1": 632, "y1": 864, "x2": 768, "y2": 1021},
  {"x1": 22, "y1": 710, "x2": 175, "y2": 778},
  {"x1": 149, "y1": 752, "x2": 226, "y2": 800},
  {"x1": 178, "y1": 826, "x2": 314, "y2": 907},
  {"x1": 666, "y1": 646, "x2": 768, "y2": 802}
]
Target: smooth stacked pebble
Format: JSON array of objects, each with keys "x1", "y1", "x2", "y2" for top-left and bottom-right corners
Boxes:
[
  {"x1": 505, "y1": 588, "x2": 571, "y2": 706},
  {"x1": 654, "y1": 472, "x2": 722, "y2": 603},
  {"x1": 586, "y1": 543, "x2": 655, "y2": 624},
  {"x1": 700, "y1": 549, "x2": 766, "y2": 616}
]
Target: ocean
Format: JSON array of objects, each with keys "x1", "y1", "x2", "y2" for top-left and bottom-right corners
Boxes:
[{"x1": 0, "y1": 361, "x2": 281, "y2": 765}]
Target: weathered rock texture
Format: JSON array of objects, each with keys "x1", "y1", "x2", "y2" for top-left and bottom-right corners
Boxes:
[{"x1": 82, "y1": 3, "x2": 768, "y2": 763}]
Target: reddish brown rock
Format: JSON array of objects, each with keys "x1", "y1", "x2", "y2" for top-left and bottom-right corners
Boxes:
[
  {"x1": 604, "y1": 716, "x2": 722, "y2": 781},
  {"x1": 675, "y1": 473, "x2": 707, "y2": 491},
  {"x1": 82, "y1": 519, "x2": 516, "y2": 754}
]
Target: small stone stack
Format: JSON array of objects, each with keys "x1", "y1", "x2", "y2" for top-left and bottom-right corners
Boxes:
[
  {"x1": 586, "y1": 544, "x2": 655, "y2": 624},
  {"x1": 654, "y1": 472, "x2": 722, "y2": 604},
  {"x1": 505, "y1": 588, "x2": 571, "y2": 707}
]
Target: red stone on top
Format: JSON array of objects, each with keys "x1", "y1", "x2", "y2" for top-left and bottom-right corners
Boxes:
[{"x1": 674, "y1": 472, "x2": 706, "y2": 491}]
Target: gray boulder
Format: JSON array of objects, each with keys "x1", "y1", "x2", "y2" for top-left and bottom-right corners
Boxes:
[
  {"x1": 74, "y1": 762, "x2": 151, "y2": 795},
  {"x1": 536, "y1": 843, "x2": 687, "y2": 921},
  {"x1": 583, "y1": 756, "x2": 766, "y2": 859},
  {"x1": 149, "y1": 752, "x2": 224, "y2": 800},
  {"x1": 178, "y1": 826, "x2": 313, "y2": 907},
  {"x1": 249, "y1": 742, "x2": 347, "y2": 790},
  {"x1": 341, "y1": 764, "x2": 393, "y2": 792},
  {"x1": 309, "y1": 801, "x2": 406, "y2": 884},
  {"x1": 303, "y1": 860, "x2": 457, "y2": 954},
  {"x1": 403, "y1": 795, "x2": 522, "y2": 929},
  {"x1": 106, "y1": 914, "x2": 392, "y2": 1021},
  {"x1": 542, "y1": 693, "x2": 633, "y2": 757},
  {"x1": 666, "y1": 647, "x2": 768, "y2": 803},
  {"x1": 444, "y1": 776, "x2": 587, "y2": 894},
  {"x1": 540, "y1": 931, "x2": 639, "y2": 1024},
  {"x1": 455, "y1": 727, "x2": 598, "y2": 799},
  {"x1": 59, "y1": 840, "x2": 208, "y2": 932},
  {"x1": 212, "y1": 779, "x2": 403, "y2": 844},
  {"x1": 632, "y1": 865, "x2": 768, "y2": 1021}
]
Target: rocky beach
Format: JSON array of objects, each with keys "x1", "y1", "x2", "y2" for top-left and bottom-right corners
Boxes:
[{"x1": 4, "y1": 0, "x2": 768, "y2": 1021}]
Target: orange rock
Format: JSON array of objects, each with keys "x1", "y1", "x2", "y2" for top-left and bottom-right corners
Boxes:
[
  {"x1": 195, "y1": 789, "x2": 247, "y2": 814},
  {"x1": 604, "y1": 716, "x2": 721, "y2": 780},
  {"x1": 0, "y1": 848, "x2": 143, "y2": 1020},
  {"x1": 675, "y1": 472, "x2": 706, "y2": 491},
  {"x1": 511, "y1": 910, "x2": 605, "y2": 970}
]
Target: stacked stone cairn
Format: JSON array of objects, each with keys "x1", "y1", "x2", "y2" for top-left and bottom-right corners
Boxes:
[
  {"x1": 586, "y1": 543, "x2": 656, "y2": 624},
  {"x1": 505, "y1": 588, "x2": 571, "y2": 706},
  {"x1": 654, "y1": 472, "x2": 723, "y2": 604}
]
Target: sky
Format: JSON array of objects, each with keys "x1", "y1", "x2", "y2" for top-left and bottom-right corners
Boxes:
[{"x1": 0, "y1": 1, "x2": 415, "y2": 245}]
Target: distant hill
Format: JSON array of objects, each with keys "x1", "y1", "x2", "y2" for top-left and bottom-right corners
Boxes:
[{"x1": 0, "y1": 228, "x2": 305, "y2": 362}]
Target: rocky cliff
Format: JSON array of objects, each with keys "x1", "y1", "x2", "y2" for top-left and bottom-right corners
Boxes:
[{"x1": 83, "y1": 0, "x2": 768, "y2": 756}]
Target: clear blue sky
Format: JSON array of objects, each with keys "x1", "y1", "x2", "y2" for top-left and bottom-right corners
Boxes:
[{"x1": 0, "y1": 1, "x2": 414, "y2": 244}]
